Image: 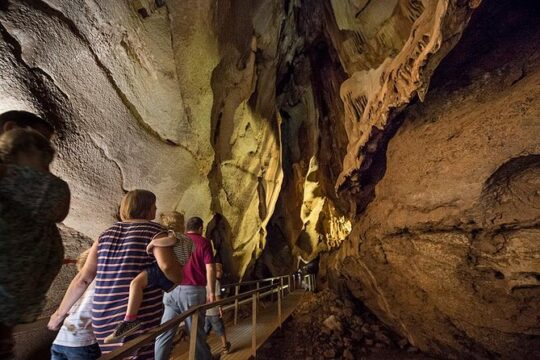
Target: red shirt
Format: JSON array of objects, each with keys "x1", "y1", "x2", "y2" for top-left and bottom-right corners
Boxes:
[{"x1": 180, "y1": 232, "x2": 214, "y2": 286}]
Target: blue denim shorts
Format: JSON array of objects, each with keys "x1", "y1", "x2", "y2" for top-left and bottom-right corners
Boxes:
[
  {"x1": 146, "y1": 263, "x2": 175, "y2": 292},
  {"x1": 51, "y1": 343, "x2": 101, "y2": 360},
  {"x1": 204, "y1": 315, "x2": 225, "y2": 337}
]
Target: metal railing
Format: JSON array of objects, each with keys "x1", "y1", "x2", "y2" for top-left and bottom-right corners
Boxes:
[{"x1": 100, "y1": 273, "x2": 315, "y2": 360}]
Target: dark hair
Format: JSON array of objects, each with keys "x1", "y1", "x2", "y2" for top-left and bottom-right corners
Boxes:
[
  {"x1": 0, "y1": 110, "x2": 54, "y2": 133},
  {"x1": 186, "y1": 216, "x2": 204, "y2": 232},
  {"x1": 0, "y1": 128, "x2": 55, "y2": 165}
]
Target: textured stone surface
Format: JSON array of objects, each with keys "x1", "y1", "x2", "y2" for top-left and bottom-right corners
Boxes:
[
  {"x1": 331, "y1": 2, "x2": 540, "y2": 357},
  {"x1": 1, "y1": 0, "x2": 539, "y2": 358}
]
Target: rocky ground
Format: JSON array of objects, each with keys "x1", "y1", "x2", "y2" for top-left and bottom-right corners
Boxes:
[{"x1": 258, "y1": 289, "x2": 437, "y2": 360}]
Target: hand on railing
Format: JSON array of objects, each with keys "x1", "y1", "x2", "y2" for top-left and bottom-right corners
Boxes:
[{"x1": 100, "y1": 274, "x2": 302, "y2": 360}]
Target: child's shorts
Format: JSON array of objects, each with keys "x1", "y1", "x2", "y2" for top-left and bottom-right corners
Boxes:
[
  {"x1": 204, "y1": 315, "x2": 225, "y2": 337},
  {"x1": 145, "y1": 263, "x2": 176, "y2": 292}
]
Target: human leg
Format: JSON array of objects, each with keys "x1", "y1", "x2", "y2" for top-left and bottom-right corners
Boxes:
[
  {"x1": 50, "y1": 344, "x2": 68, "y2": 360},
  {"x1": 179, "y1": 287, "x2": 212, "y2": 360},
  {"x1": 104, "y1": 271, "x2": 148, "y2": 343},
  {"x1": 103, "y1": 271, "x2": 146, "y2": 343},
  {"x1": 208, "y1": 316, "x2": 230, "y2": 353},
  {"x1": 126, "y1": 270, "x2": 148, "y2": 320},
  {"x1": 221, "y1": 336, "x2": 231, "y2": 354},
  {"x1": 155, "y1": 287, "x2": 182, "y2": 360},
  {"x1": 204, "y1": 316, "x2": 212, "y2": 336}
]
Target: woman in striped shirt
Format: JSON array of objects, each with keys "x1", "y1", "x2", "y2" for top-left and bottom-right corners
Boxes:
[{"x1": 48, "y1": 190, "x2": 182, "y2": 359}]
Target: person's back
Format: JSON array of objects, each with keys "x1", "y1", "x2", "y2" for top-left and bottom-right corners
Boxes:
[
  {"x1": 181, "y1": 232, "x2": 214, "y2": 286},
  {"x1": 0, "y1": 113, "x2": 63, "y2": 360},
  {"x1": 48, "y1": 190, "x2": 174, "y2": 360},
  {"x1": 0, "y1": 129, "x2": 69, "y2": 329},
  {"x1": 93, "y1": 221, "x2": 164, "y2": 358},
  {"x1": 155, "y1": 216, "x2": 216, "y2": 360}
]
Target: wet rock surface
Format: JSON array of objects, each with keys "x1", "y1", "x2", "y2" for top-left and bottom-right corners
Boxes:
[{"x1": 258, "y1": 290, "x2": 435, "y2": 360}]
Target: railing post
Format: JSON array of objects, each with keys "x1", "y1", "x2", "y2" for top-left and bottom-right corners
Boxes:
[
  {"x1": 256, "y1": 281, "x2": 260, "y2": 305},
  {"x1": 234, "y1": 285, "x2": 239, "y2": 325},
  {"x1": 280, "y1": 276, "x2": 284, "y2": 298},
  {"x1": 288, "y1": 275, "x2": 291, "y2": 294},
  {"x1": 252, "y1": 292, "x2": 257, "y2": 358},
  {"x1": 277, "y1": 282, "x2": 282, "y2": 328},
  {"x1": 188, "y1": 311, "x2": 199, "y2": 360}
]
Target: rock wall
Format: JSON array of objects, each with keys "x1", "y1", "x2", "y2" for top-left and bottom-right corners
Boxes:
[
  {"x1": 330, "y1": 1, "x2": 540, "y2": 358},
  {"x1": 1, "y1": 0, "x2": 538, "y2": 358}
]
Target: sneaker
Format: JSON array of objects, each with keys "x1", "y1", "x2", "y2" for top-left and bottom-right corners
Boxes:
[
  {"x1": 222, "y1": 341, "x2": 232, "y2": 354},
  {"x1": 104, "y1": 320, "x2": 142, "y2": 344}
]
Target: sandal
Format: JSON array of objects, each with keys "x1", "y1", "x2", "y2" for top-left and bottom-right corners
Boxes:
[{"x1": 222, "y1": 341, "x2": 232, "y2": 354}]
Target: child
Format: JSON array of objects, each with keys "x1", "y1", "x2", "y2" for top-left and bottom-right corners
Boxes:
[
  {"x1": 51, "y1": 249, "x2": 100, "y2": 360},
  {"x1": 0, "y1": 128, "x2": 70, "y2": 358},
  {"x1": 104, "y1": 211, "x2": 193, "y2": 343},
  {"x1": 205, "y1": 262, "x2": 232, "y2": 355}
]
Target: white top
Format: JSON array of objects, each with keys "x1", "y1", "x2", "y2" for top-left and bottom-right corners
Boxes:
[
  {"x1": 206, "y1": 279, "x2": 222, "y2": 316},
  {"x1": 53, "y1": 281, "x2": 97, "y2": 347}
]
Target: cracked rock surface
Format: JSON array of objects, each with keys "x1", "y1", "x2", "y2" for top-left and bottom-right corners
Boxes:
[
  {"x1": 328, "y1": 1, "x2": 540, "y2": 358},
  {"x1": 1, "y1": 0, "x2": 539, "y2": 358}
]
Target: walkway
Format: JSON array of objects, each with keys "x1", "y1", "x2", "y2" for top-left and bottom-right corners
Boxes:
[{"x1": 172, "y1": 290, "x2": 305, "y2": 360}]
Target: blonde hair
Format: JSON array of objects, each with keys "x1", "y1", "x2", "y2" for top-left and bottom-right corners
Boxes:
[
  {"x1": 77, "y1": 249, "x2": 91, "y2": 271},
  {"x1": 119, "y1": 189, "x2": 156, "y2": 221},
  {"x1": 160, "y1": 211, "x2": 185, "y2": 232},
  {"x1": 0, "y1": 128, "x2": 54, "y2": 165}
]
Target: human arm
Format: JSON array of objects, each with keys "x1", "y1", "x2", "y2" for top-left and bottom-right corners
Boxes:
[
  {"x1": 154, "y1": 245, "x2": 183, "y2": 284},
  {"x1": 47, "y1": 240, "x2": 98, "y2": 330},
  {"x1": 206, "y1": 263, "x2": 216, "y2": 303},
  {"x1": 217, "y1": 290, "x2": 223, "y2": 317}
]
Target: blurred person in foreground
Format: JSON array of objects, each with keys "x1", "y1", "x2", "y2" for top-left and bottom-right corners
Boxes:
[{"x1": 0, "y1": 115, "x2": 70, "y2": 359}]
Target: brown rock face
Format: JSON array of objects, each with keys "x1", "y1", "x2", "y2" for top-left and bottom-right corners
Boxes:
[
  {"x1": 331, "y1": 1, "x2": 540, "y2": 358},
  {"x1": 1, "y1": 0, "x2": 538, "y2": 358}
]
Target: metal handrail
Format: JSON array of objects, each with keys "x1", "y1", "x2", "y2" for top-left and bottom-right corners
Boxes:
[
  {"x1": 220, "y1": 275, "x2": 286, "y2": 289},
  {"x1": 100, "y1": 273, "x2": 314, "y2": 360}
]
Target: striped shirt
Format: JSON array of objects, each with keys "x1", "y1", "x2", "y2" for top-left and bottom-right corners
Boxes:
[{"x1": 93, "y1": 221, "x2": 164, "y2": 359}]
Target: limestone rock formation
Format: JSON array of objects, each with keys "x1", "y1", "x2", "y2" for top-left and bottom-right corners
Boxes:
[
  {"x1": 1, "y1": 0, "x2": 538, "y2": 358},
  {"x1": 330, "y1": 1, "x2": 540, "y2": 358}
]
